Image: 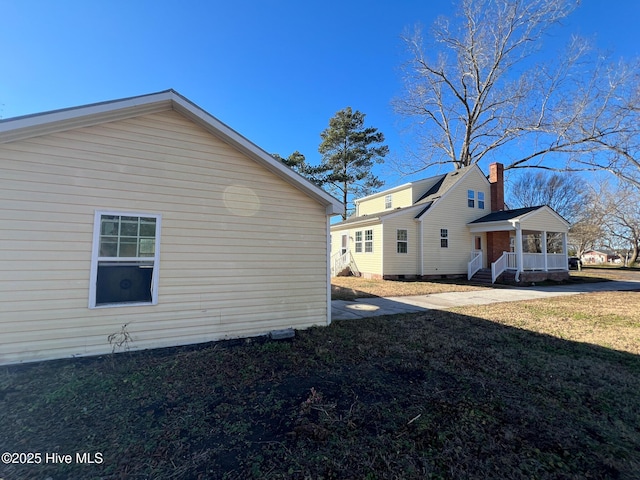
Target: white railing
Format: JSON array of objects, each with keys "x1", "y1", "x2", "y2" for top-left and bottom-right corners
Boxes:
[
  {"x1": 547, "y1": 253, "x2": 567, "y2": 270},
  {"x1": 504, "y1": 252, "x2": 567, "y2": 272},
  {"x1": 492, "y1": 253, "x2": 507, "y2": 283},
  {"x1": 331, "y1": 251, "x2": 352, "y2": 276},
  {"x1": 467, "y1": 251, "x2": 483, "y2": 280}
]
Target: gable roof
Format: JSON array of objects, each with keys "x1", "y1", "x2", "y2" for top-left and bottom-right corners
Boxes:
[
  {"x1": 468, "y1": 205, "x2": 570, "y2": 233},
  {"x1": 0, "y1": 89, "x2": 344, "y2": 216},
  {"x1": 332, "y1": 164, "x2": 484, "y2": 228},
  {"x1": 468, "y1": 206, "x2": 543, "y2": 223}
]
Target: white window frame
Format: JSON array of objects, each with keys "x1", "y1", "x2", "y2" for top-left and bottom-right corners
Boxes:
[
  {"x1": 478, "y1": 191, "x2": 485, "y2": 209},
  {"x1": 385, "y1": 194, "x2": 392, "y2": 209},
  {"x1": 397, "y1": 229, "x2": 408, "y2": 254},
  {"x1": 467, "y1": 190, "x2": 475, "y2": 208},
  {"x1": 355, "y1": 231, "x2": 363, "y2": 253},
  {"x1": 89, "y1": 210, "x2": 162, "y2": 309},
  {"x1": 364, "y1": 229, "x2": 373, "y2": 253},
  {"x1": 440, "y1": 228, "x2": 449, "y2": 248}
]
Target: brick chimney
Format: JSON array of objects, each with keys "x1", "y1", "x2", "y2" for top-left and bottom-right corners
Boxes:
[{"x1": 489, "y1": 162, "x2": 505, "y2": 212}]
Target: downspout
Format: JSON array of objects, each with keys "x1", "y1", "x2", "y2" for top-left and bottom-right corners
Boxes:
[
  {"x1": 326, "y1": 215, "x2": 332, "y2": 326},
  {"x1": 418, "y1": 216, "x2": 424, "y2": 278},
  {"x1": 515, "y1": 222, "x2": 523, "y2": 283}
]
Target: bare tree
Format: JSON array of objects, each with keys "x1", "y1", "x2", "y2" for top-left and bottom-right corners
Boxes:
[
  {"x1": 598, "y1": 182, "x2": 640, "y2": 266},
  {"x1": 508, "y1": 171, "x2": 584, "y2": 221},
  {"x1": 395, "y1": 0, "x2": 632, "y2": 175},
  {"x1": 568, "y1": 61, "x2": 640, "y2": 190},
  {"x1": 567, "y1": 186, "x2": 605, "y2": 259}
]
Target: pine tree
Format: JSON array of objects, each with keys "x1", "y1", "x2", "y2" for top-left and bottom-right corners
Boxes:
[{"x1": 318, "y1": 107, "x2": 388, "y2": 219}]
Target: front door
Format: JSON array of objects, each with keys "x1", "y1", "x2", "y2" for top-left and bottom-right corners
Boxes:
[{"x1": 341, "y1": 234, "x2": 348, "y2": 255}]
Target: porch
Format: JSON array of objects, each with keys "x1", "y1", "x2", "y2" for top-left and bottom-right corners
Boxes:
[{"x1": 467, "y1": 206, "x2": 571, "y2": 284}]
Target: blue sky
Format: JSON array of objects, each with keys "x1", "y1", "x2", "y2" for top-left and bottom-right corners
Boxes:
[{"x1": 1, "y1": 0, "x2": 638, "y2": 186}]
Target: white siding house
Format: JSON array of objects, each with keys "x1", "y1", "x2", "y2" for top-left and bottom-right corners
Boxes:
[
  {"x1": 331, "y1": 163, "x2": 570, "y2": 284},
  {"x1": 0, "y1": 90, "x2": 343, "y2": 365}
]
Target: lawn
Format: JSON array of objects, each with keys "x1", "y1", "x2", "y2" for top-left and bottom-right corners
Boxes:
[
  {"x1": 331, "y1": 266, "x2": 638, "y2": 300},
  {"x1": 2, "y1": 287, "x2": 639, "y2": 479}
]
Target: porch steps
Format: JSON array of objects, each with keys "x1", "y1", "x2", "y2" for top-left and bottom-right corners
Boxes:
[{"x1": 471, "y1": 268, "x2": 493, "y2": 284}]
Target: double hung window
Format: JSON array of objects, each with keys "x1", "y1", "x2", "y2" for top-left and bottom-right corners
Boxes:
[
  {"x1": 397, "y1": 229, "x2": 408, "y2": 254},
  {"x1": 89, "y1": 212, "x2": 161, "y2": 308},
  {"x1": 440, "y1": 229, "x2": 449, "y2": 248},
  {"x1": 355, "y1": 231, "x2": 363, "y2": 253},
  {"x1": 364, "y1": 230, "x2": 373, "y2": 253}
]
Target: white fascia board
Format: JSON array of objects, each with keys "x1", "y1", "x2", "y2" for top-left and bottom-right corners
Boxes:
[
  {"x1": 330, "y1": 216, "x2": 381, "y2": 231},
  {"x1": 0, "y1": 91, "x2": 174, "y2": 144},
  {"x1": 468, "y1": 221, "x2": 516, "y2": 233}
]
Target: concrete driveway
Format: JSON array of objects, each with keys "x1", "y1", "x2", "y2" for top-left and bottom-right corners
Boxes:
[{"x1": 331, "y1": 280, "x2": 640, "y2": 321}]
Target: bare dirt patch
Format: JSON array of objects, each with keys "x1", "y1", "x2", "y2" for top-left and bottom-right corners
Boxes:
[{"x1": 332, "y1": 276, "x2": 490, "y2": 300}]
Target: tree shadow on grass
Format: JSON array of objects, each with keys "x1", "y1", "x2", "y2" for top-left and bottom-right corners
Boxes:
[{"x1": 1, "y1": 310, "x2": 639, "y2": 479}]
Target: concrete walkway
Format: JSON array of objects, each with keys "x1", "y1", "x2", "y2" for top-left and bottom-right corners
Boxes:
[{"x1": 331, "y1": 280, "x2": 640, "y2": 321}]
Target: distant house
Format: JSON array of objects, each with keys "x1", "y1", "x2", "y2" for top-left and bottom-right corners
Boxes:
[
  {"x1": 0, "y1": 90, "x2": 343, "y2": 365},
  {"x1": 330, "y1": 163, "x2": 570, "y2": 284},
  {"x1": 581, "y1": 250, "x2": 621, "y2": 264}
]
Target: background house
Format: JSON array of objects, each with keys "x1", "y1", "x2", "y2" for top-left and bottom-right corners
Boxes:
[
  {"x1": 331, "y1": 163, "x2": 570, "y2": 284},
  {"x1": 581, "y1": 250, "x2": 622, "y2": 264},
  {"x1": 0, "y1": 90, "x2": 343, "y2": 365}
]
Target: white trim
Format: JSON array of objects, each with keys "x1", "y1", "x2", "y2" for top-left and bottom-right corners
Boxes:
[
  {"x1": 89, "y1": 210, "x2": 162, "y2": 309},
  {"x1": 396, "y1": 228, "x2": 409, "y2": 254}
]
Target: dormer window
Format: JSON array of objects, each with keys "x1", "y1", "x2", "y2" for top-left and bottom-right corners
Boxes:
[{"x1": 385, "y1": 194, "x2": 392, "y2": 209}]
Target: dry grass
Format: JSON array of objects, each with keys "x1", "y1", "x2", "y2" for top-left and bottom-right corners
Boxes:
[
  {"x1": 452, "y1": 291, "x2": 640, "y2": 354},
  {"x1": 332, "y1": 266, "x2": 640, "y2": 301},
  {"x1": 332, "y1": 276, "x2": 489, "y2": 300}
]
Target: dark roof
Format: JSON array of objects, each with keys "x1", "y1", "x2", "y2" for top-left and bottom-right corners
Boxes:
[
  {"x1": 468, "y1": 206, "x2": 543, "y2": 224},
  {"x1": 414, "y1": 201, "x2": 434, "y2": 219},
  {"x1": 414, "y1": 175, "x2": 446, "y2": 203}
]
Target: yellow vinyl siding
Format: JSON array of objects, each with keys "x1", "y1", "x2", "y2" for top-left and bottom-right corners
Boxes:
[
  {"x1": 356, "y1": 185, "x2": 413, "y2": 215},
  {"x1": 350, "y1": 224, "x2": 383, "y2": 277},
  {"x1": 331, "y1": 223, "x2": 383, "y2": 278},
  {"x1": 521, "y1": 209, "x2": 568, "y2": 232},
  {"x1": 421, "y1": 168, "x2": 491, "y2": 275},
  {"x1": 0, "y1": 110, "x2": 329, "y2": 365},
  {"x1": 381, "y1": 215, "x2": 418, "y2": 276}
]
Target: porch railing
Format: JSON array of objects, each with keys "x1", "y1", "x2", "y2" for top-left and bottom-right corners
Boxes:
[
  {"x1": 492, "y1": 253, "x2": 507, "y2": 283},
  {"x1": 331, "y1": 251, "x2": 352, "y2": 277},
  {"x1": 467, "y1": 251, "x2": 483, "y2": 280},
  {"x1": 491, "y1": 251, "x2": 567, "y2": 283},
  {"x1": 521, "y1": 253, "x2": 567, "y2": 271}
]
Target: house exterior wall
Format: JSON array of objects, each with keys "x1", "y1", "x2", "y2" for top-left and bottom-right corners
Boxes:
[
  {"x1": 0, "y1": 110, "x2": 330, "y2": 365},
  {"x1": 421, "y1": 168, "x2": 491, "y2": 276},
  {"x1": 381, "y1": 215, "x2": 419, "y2": 277},
  {"x1": 356, "y1": 186, "x2": 413, "y2": 215},
  {"x1": 331, "y1": 222, "x2": 384, "y2": 278},
  {"x1": 487, "y1": 231, "x2": 511, "y2": 264}
]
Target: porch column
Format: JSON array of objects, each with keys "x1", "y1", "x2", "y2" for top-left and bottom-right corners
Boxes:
[
  {"x1": 562, "y1": 232, "x2": 569, "y2": 270},
  {"x1": 542, "y1": 230, "x2": 548, "y2": 272},
  {"x1": 515, "y1": 223, "x2": 523, "y2": 278}
]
